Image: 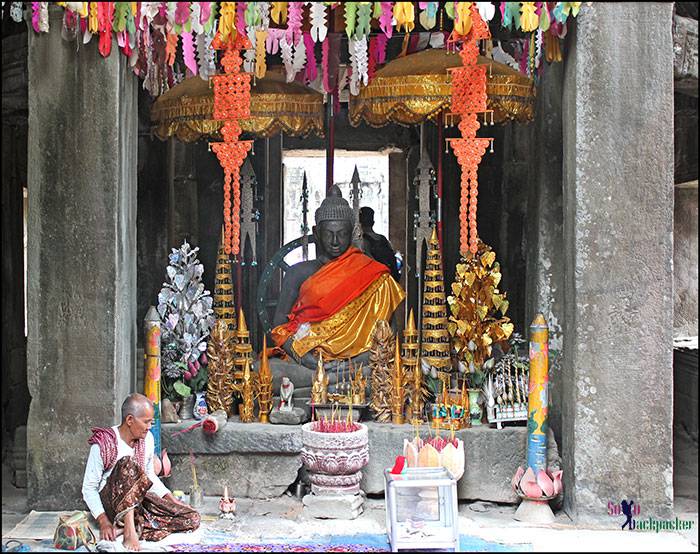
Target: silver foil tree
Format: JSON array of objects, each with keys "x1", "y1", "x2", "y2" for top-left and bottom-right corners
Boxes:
[{"x1": 157, "y1": 241, "x2": 216, "y2": 396}]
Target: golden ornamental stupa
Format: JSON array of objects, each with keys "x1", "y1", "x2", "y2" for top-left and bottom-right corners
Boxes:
[
  {"x1": 404, "y1": 309, "x2": 427, "y2": 421},
  {"x1": 403, "y1": 309, "x2": 420, "y2": 380},
  {"x1": 213, "y1": 225, "x2": 237, "y2": 335},
  {"x1": 420, "y1": 228, "x2": 451, "y2": 370},
  {"x1": 256, "y1": 336, "x2": 273, "y2": 423},
  {"x1": 233, "y1": 307, "x2": 253, "y2": 384}
]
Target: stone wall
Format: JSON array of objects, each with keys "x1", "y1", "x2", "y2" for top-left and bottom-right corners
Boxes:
[
  {"x1": 26, "y1": 7, "x2": 137, "y2": 510},
  {"x1": 673, "y1": 185, "x2": 698, "y2": 337}
]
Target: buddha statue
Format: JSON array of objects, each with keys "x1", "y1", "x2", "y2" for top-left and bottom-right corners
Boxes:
[{"x1": 265, "y1": 186, "x2": 406, "y2": 397}]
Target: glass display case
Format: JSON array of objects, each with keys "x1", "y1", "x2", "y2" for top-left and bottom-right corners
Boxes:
[{"x1": 384, "y1": 467, "x2": 459, "y2": 552}]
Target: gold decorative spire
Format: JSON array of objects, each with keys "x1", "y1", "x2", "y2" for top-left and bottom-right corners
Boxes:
[
  {"x1": 233, "y1": 307, "x2": 253, "y2": 395},
  {"x1": 421, "y1": 227, "x2": 451, "y2": 369},
  {"x1": 256, "y1": 336, "x2": 273, "y2": 423},
  {"x1": 406, "y1": 309, "x2": 417, "y2": 334},
  {"x1": 213, "y1": 225, "x2": 237, "y2": 335},
  {"x1": 404, "y1": 309, "x2": 427, "y2": 422},
  {"x1": 238, "y1": 358, "x2": 255, "y2": 423},
  {"x1": 237, "y1": 307, "x2": 249, "y2": 336},
  {"x1": 390, "y1": 336, "x2": 407, "y2": 424}
]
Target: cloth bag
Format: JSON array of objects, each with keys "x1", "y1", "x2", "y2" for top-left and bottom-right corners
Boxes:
[{"x1": 53, "y1": 511, "x2": 96, "y2": 551}]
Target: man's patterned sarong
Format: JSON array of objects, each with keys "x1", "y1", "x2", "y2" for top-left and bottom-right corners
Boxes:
[{"x1": 99, "y1": 457, "x2": 200, "y2": 541}]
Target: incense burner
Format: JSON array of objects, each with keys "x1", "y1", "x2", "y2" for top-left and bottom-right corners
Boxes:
[{"x1": 301, "y1": 422, "x2": 369, "y2": 495}]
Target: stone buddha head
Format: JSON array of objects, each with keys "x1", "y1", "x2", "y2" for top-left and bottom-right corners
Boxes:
[{"x1": 313, "y1": 185, "x2": 354, "y2": 263}]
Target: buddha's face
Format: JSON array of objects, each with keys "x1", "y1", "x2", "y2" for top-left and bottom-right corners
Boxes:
[{"x1": 314, "y1": 220, "x2": 353, "y2": 261}]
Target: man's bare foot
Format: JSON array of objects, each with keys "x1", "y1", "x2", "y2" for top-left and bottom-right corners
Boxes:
[{"x1": 123, "y1": 532, "x2": 140, "y2": 552}]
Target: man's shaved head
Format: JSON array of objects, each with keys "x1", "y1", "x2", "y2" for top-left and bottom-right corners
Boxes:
[{"x1": 121, "y1": 393, "x2": 153, "y2": 422}]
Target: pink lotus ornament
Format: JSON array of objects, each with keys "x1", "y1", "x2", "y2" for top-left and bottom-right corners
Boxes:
[
  {"x1": 403, "y1": 436, "x2": 465, "y2": 480},
  {"x1": 153, "y1": 449, "x2": 172, "y2": 478},
  {"x1": 512, "y1": 466, "x2": 563, "y2": 500}
]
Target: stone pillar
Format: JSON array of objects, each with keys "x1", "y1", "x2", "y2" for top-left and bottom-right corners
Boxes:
[
  {"x1": 27, "y1": 7, "x2": 137, "y2": 509},
  {"x1": 525, "y1": 62, "x2": 565, "y2": 441},
  {"x1": 561, "y1": 4, "x2": 674, "y2": 518}
]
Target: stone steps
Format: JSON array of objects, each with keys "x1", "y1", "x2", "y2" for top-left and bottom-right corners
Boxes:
[{"x1": 161, "y1": 420, "x2": 560, "y2": 503}]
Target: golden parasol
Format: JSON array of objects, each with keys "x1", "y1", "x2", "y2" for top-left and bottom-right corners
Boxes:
[
  {"x1": 349, "y1": 48, "x2": 535, "y2": 127},
  {"x1": 151, "y1": 68, "x2": 325, "y2": 142}
]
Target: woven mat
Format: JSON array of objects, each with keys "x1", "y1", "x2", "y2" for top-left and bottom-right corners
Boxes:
[
  {"x1": 2, "y1": 511, "x2": 92, "y2": 541},
  {"x1": 168, "y1": 542, "x2": 386, "y2": 552},
  {"x1": 167, "y1": 532, "x2": 528, "y2": 552}
]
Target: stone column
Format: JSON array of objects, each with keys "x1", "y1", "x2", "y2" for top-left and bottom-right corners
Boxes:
[
  {"x1": 561, "y1": 4, "x2": 674, "y2": 518},
  {"x1": 525, "y1": 62, "x2": 565, "y2": 441},
  {"x1": 27, "y1": 7, "x2": 137, "y2": 509}
]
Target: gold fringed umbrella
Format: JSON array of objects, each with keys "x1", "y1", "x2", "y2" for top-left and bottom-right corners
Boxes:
[
  {"x1": 151, "y1": 69, "x2": 325, "y2": 142},
  {"x1": 349, "y1": 48, "x2": 535, "y2": 127}
]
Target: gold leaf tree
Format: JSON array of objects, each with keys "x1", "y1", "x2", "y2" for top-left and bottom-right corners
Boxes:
[
  {"x1": 369, "y1": 320, "x2": 394, "y2": 422},
  {"x1": 389, "y1": 336, "x2": 409, "y2": 424},
  {"x1": 404, "y1": 310, "x2": 429, "y2": 422},
  {"x1": 447, "y1": 241, "x2": 514, "y2": 376},
  {"x1": 421, "y1": 228, "x2": 452, "y2": 371},
  {"x1": 205, "y1": 320, "x2": 236, "y2": 415}
]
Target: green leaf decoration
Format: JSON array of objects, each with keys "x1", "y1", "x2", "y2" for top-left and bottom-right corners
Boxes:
[
  {"x1": 344, "y1": 2, "x2": 358, "y2": 38},
  {"x1": 174, "y1": 380, "x2": 192, "y2": 398}
]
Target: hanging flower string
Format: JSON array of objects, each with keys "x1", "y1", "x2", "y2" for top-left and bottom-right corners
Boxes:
[
  {"x1": 210, "y1": 30, "x2": 253, "y2": 259},
  {"x1": 23, "y1": 3, "x2": 581, "y2": 98},
  {"x1": 447, "y1": 5, "x2": 492, "y2": 256}
]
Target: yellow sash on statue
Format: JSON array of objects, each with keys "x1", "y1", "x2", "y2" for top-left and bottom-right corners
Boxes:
[{"x1": 292, "y1": 272, "x2": 405, "y2": 359}]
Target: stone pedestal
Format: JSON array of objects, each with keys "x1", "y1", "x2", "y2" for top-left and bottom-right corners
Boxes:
[
  {"x1": 302, "y1": 493, "x2": 364, "y2": 520},
  {"x1": 161, "y1": 421, "x2": 560, "y2": 504},
  {"x1": 269, "y1": 406, "x2": 308, "y2": 425},
  {"x1": 301, "y1": 422, "x2": 369, "y2": 496},
  {"x1": 561, "y1": 3, "x2": 675, "y2": 519},
  {"x1": 26, "y1": 6, "x2": 137, "y2": 510}
]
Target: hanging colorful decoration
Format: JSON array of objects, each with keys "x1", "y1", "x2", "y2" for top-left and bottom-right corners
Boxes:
[
  {"x1": 446, "y1": 5, "x2": 493, "y2": 256},
  {"x1": 210, "y1": 29, "x2": 253, "y2": 259},
  {"x1": 23, "y1": 3, "x2": 583, "y2": 98}
]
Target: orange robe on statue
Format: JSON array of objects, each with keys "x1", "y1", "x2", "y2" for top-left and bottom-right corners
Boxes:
[{"x1": 271, "y1": 247, "x2": 405, "y2": 360}]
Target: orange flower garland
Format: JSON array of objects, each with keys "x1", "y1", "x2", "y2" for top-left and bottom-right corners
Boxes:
[
  {"x1": 447, "y1": 5, "x2": 492, "y2": 255},
  {"x1": 211, "y1": 31, "x2": 253, "y2": 258}
]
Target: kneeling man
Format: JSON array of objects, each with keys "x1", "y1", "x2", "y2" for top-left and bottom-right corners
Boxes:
[{"x1": 82, "y1": 393, "x2": 200, "y2": 551}]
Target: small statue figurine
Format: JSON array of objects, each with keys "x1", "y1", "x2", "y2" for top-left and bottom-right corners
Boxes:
[
  {"x1": 219, "y1": 485, "x2": 236, "y2": 519},
  {"x1": 311, "y1": 351, "x2": 329, "y2": 405},
  {"x1": 279, "y1": 376, "x2": 295, "y2": 412}
]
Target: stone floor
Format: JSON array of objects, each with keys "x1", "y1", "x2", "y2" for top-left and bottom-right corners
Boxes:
[{"x1": 2, "y1": 462, "x2": 697, "y2": 552}]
